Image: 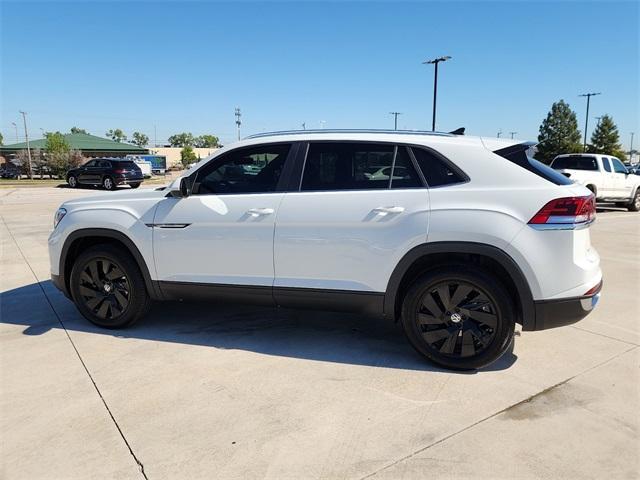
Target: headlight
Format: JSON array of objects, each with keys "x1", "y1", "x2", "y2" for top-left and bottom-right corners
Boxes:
[{"x1": 53, "y1": 207, "x2": 67, "y2": 229}]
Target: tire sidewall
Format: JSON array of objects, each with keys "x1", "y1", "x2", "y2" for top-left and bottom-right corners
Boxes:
[
  {"x1": 103, "y1": 176, "x2": 115, "y2": 190},
  {"x1": 68, "y1": 175, "x2": 77, "y2": 188},
  {"x1": 401, "y1": 266, "x2": 515, "y2": 370}
]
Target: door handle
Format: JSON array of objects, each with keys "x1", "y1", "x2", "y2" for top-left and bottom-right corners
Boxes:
[
  {"x1": 373, "y1": 206, "x2": 405, "y2": 215},
  {"x1": 247, "y1": 208, "x2": 274, "y2": 217}
]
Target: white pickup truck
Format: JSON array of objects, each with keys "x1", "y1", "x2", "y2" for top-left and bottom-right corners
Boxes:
[{"x1": 551, "y1": 154, "x2": 640, "y2": 211}]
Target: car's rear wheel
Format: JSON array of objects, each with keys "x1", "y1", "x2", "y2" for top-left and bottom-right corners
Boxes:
[
  {"x1": 130, "y1": 182, "x2": 141, "y2": 189},
  {"x1": 628, "y1": 191, "x2": 640, "y2": 212},
  {"x1": 70, "y1": 244, "x2": 151, "y2": 328},
  {"x1": 67, "y1": 175, "x2": 77, "y2": 188},
  {"x1": 401, "y1": 266, "x2": 515, "y2": 370},
  {"x1": 102, "y1": 176, "x2": 116, "y2": 190}
]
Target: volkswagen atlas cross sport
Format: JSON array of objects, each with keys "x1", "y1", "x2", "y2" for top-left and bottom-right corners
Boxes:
[{"x1": 49, "y1": 130, "x2": 602, "y2": 370}]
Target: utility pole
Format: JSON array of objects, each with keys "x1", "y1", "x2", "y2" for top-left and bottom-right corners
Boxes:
[
  {"x1": 509, "y1": 131, "x2": 517, "y2": 139},
  {"x1": 423, "y1": 55, "x2": 451, "y2": 131},
  {"x1": 235, "y1": 107, "x2": 242, "y2": 141},
  {"x1": 19, "y1": 111, "x2": 33, "y2": 179},
  {"x1": 11, "y1": 122, "x2": 18, "y2": 142},
  {"x1": 389, "y1": 112, "x2": 402, "y2": 130},
  {"x1": 302, "y1": 122, "x2": 306, "y2": 130},
  {"x1": 497, "y1": 130, "x2": 502, "y2": 138},
  {"x1": 630, "y1": 132, "x2": 635, "y2": 162},
  {"x1": 579, "y1": 92, "x2": 601, "y2": 152}
]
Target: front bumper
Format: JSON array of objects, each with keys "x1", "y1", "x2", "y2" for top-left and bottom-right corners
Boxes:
[{"x1": 532, "y1": 281, "x2": 602, "y2": 330}]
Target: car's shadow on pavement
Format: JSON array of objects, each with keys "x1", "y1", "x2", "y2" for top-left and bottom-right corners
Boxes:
[{"x1": 2, "y1": 281, "x2": 518, "y2": 373}]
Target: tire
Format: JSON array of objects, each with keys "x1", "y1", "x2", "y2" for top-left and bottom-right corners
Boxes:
[
  {"x1": 130, "y1": 182, "x2": 141, "y2": 189},
  {"x1": 67, "y1": 175, "x2": 78, "y2": 188},
  {"x1": 628, "y1": 191, "x2": 640, "y2": 212},
  {"x1": 69, "y1": 244, "x2": 151, "y2": 328},
  {"x1": 102, "y1": 176, "x2": 116, "y2": 190},
  {"x1": 401, "y1": 265, "x2": 515, "y2": 370}
]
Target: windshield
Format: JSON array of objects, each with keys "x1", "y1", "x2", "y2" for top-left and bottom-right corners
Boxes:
[{"x1": 551, "y1": 156, "x2": 598, "y2": 171}]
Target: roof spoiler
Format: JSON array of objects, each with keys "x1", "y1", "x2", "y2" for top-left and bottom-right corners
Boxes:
[{"x1": 449, "y1": 127, "x2": 465, "y2": 135}]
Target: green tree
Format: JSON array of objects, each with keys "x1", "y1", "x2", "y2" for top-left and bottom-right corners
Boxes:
[
  {"x1": 106, "y1": 128, "x2": 127, "y2": 143},
  {"x1": 180, "y1": 145, "x2": 198, "y2": 168},
  {"x1": 45, "y1": 131, "x2": 72, "y2": 177},
  {"x1": 536, "y1": 100, "x2": 582, "y2": 164},
  {"x1": 589, "y1": 114, "x2": 626, "y2": 160},
  {"x1": 168, "y1": 132, "x2": 195, "y2": 147},
  {"x1": 131, "y1": 131, "x2": 149, "y2": 147},
  {"x1": 194, "y1": 134, "x2": 220, "y2": 148},
  {"x1": 70, "y1": 127, "x2": 88, "y2": 134},
  {"x1": 0, "y1": 132, "x2": 3, "y2": 146}
]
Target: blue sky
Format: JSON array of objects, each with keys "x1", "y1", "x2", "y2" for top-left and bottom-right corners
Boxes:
[{"x1": 2, "y1": 1, "x2": 638, "y2": 147}]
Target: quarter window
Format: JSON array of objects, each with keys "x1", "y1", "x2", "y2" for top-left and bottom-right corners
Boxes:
[
  {"x1": 412, "y1": 147, "x2": 465, "y2": 187},
  {"x1": 193, "y1": 144, "x2": 290, "y2": 194}
]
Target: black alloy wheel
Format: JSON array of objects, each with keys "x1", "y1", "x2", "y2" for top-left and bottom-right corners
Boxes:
[
  {"x1": 401, "y1": 266, "x2": 515, "y2": 370},
  {"x1": 78, "y1": 257, "x2": 130, "y2": 321}
]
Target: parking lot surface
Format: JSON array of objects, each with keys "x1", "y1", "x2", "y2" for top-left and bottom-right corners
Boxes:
[{"x1": 1, "y1": 185, "x2": 639, "y2": 479}]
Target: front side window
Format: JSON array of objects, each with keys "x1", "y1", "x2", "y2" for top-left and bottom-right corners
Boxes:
[
  {"x1": 301, "y1": 143, "x2": 422, "y2": 191},
  {"x1": 602, "y1": 157, "x2": 612, "y2": 172},
  {"x1": 84, "y1": 160, "x2": 98, "y2": 168},
  {"x1": 611, "y1": 158, "x2": 628, "y2": 174},
  {"x1": 193, "y1": 144, "x2": 290, "y2": 194}
]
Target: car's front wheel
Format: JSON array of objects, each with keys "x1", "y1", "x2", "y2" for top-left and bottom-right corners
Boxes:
[
  {"x1": 69, "y1": 244, "x2": 151, "y2": 328},
  {"x1": 67, "y1": 175, "x2": 78, "y2": 188},
  {"x1": 628, "y1": 191, "x2": 640, "y2": 212},
  {"x1": 401, "y1": 266, "x2": 515, "y2": 370}
]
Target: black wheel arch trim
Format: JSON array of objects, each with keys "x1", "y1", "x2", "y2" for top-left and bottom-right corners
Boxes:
[
  {"x1": 58, "y1": 228, "x2": 163, "y2": 301},
  {"x1": 384, "y1": 242, "x2": 536, "y2": 330}
]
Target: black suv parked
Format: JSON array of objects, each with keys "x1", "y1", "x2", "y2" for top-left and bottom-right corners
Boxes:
[{"x1": 66, "y1": 158, "x2": 144, "y2": 190}]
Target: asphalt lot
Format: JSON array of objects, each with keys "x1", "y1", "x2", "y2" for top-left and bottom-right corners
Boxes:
[{"x1": 1, "y1": 185, "x2": 639, "y2": 480}]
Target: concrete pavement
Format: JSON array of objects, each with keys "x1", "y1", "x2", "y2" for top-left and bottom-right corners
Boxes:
[{"x1": 1, "y1": 186, "x2": 638, "y2": 479}]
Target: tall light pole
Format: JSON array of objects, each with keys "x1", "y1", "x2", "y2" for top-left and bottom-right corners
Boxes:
[
  {"x1": 301, "y1": 122, "x2": 306, "y2": 130},
  {"x1": 630, "y1": 132, "x2": 635, "y2": 162},
  {"x1": 11, "y1": 122, "x2": 18, "y2": 142},
  {"x1": 497, "y1": 129, "x2": 502, "y2": 138},
  {"x1": 423, "y1": 55, "x2": 451, "y2": 131},
  {"x1": 595, "y1": 116, "x2": 603, "y2": 127},
  {"x1": 509, "y1": 131, "x2": 517, "y2": 139},
  {"x1": 19, "y1": 111, "x2": 33, "y2": 179},
  {"x1": 235, "y1": 107, "x2": 242, "y2": 141},
  {"x1": 389, "y1": 112, "x2": 402, "y2": 130},
  {"x1": 579, "y1": 92, "x2": 601, "y2": 152}
]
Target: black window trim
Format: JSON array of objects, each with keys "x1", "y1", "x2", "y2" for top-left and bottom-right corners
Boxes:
[
  {"x1": 187, "y1": 141, "x2": 300, "y2": 196},
  {"x1": 291, "y1": 140, "x2": 468, "y2": 193}
]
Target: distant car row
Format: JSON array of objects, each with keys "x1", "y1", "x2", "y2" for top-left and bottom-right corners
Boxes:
[{"x1": 550, "y1": 154, "x2": 640, "y2": 211}]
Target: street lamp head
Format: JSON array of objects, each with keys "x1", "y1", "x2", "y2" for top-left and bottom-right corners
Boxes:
[{"x1": 423, "y1": 55, "x2": 452, "y2": 65}]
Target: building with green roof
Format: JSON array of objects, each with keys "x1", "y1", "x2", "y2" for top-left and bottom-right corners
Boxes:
[{"x1": 0, "y1": 133, "x2": 148, "y2": 158}]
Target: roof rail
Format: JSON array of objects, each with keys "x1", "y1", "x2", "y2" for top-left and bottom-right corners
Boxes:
[{"x1": 244, "y1": 129, "x2": 455, "y2": 140}]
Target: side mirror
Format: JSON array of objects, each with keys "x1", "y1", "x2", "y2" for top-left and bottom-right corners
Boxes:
[{"x1": 167, "y1": 177, "x2": 192, "y2": 198}]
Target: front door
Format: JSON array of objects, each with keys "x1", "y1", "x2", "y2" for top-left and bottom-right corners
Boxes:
[
  {"x1": 610, "y1": 157, "x2": 633, "y2": 199},
  {"x1": 274, "y1": 142, "x2": 430, "y2": 296},
  {"x1": 78, "y1": 159, "x2": 99, "y2": 184},
  {"x1": 152, "y1": 143, "x2": 293, "y2": 287}
]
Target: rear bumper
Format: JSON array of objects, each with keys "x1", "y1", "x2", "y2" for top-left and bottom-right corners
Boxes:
[
  {"x1": 115, "y1": 175, "x2": 143, "y2": 185},
  {"x1": 532, "y1": 281, "x2": 602, "y2": 330}
]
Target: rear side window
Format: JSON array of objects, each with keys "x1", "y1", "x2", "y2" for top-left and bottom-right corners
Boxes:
[
  {"x1": 411, "y1": 147, "x2": 466, "y2": 187},
  {"x1": 115, "y1": 161, "x2": 138, "y2": 169},
  {"x1": 551, "y1": 156, "x2": 598, "y2": 171},
  {"x1": 495, "y1": 144, "x2": 573, "y2": 185},
  {"x1": 602, "y1": 157, "x2": 612, "y2": 172},
  {"x1": 301, "y1": 143, "x2": 421, "y2": 191}
]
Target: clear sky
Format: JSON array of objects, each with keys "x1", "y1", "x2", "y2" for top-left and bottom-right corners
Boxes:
[{"x1": 1, "y1": 1, "x2": 638, "y2": 147}]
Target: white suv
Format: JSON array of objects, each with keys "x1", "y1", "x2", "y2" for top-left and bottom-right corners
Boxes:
[{"x1": 49, "y1": 130, "x2": 602, "y2": 369}]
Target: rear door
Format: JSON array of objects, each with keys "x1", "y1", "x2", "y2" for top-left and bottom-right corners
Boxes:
[{"x1": 273, "y1": 142, "x2": 430, "y2": 299}]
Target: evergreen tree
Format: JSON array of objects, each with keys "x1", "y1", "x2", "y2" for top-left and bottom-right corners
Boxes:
[
  {"x1": 536, "y1": 100, "x2": 582, "y2": 163},
  {"x1": 589, "y1": 114, "x2": 626, "y2": 160}
]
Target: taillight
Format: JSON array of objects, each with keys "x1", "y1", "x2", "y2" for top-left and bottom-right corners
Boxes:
[
  {"x1": 113, "y1": 168, "x2": 125, "y2": 174},
  {"x1": 528, "y1": 195, "x2": 596, "y2": 229}
]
